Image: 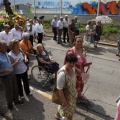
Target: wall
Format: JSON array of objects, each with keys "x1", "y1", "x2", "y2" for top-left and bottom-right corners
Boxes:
[{"x1": 22, "y1": 13, "x2": 120, "y2": 23}]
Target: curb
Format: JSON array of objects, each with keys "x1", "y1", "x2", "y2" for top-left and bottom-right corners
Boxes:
[{"x1": 45, "y1": 35, "x2": 117, "y2": 47}]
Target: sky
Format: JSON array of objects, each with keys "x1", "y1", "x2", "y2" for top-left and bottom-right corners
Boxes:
[{"x1": 1, "y1": 0, "x2": 120, "y2": 7}]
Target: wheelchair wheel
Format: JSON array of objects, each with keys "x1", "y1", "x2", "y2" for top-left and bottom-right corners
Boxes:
[{"x1": 31, "y1": 65, "x2": 49, "y2": 83}]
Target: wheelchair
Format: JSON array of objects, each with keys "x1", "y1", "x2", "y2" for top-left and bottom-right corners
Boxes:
[{"x1": 31, "y1": 63, "x2": 55, "y2": 86}]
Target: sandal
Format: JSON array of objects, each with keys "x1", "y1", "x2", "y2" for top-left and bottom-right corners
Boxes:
[
  {"x1": 78, "y1": 95, "x2": 88, "y2": 101},
  {"x1": 55, "y1": 114, "x2": 61, "y2": 120}
]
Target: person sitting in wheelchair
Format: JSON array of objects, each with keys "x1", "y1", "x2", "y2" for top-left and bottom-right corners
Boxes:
[{"x1": 36, "y1": 44, "x2": 59, "y2": 83}]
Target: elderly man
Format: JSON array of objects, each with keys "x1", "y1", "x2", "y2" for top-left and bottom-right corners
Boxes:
[
  {"x1": 74, "y1": 16, "x2": 80, "y2": 35},
  {"x1": 57, "y1": 16, "x2": 63, "y2": 44},
  {"x1": 63, "y1": 15, "x2": 69, "y2": 43},
  {"x1": 51, "y1": 15, "x2": 58, "y2": 41},
  {"x1": 0, "y1": 40, "x2": 23, "y2": 110},
  {"x1": 11, "y1": 23, "x2": 23, "y2": 41},
  {"x1": 0, "y1": 25, "x2": 13, "y2": 52}
]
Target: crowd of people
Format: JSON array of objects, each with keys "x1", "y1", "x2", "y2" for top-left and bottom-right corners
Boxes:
[{"x1": 0, "y1": 14, "x2": 103, "y2": 120}]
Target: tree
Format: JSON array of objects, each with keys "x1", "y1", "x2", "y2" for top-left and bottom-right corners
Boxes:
[{"x1": 3, "y1": 0, "x2": 13, "y2": 15}]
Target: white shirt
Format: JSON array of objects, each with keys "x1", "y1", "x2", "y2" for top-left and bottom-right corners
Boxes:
[
  {"x1": 0, "y1": 31, "x2": 13, "y2": 46},
  {"x1": 8, "y1": 51, "x2": 27, "y2": 74},
  {"x1": 63, "y1": 18, "x2": 69, "y2": 28},
  {"x1": 11, "y1": 28, "x2": 22, "y2": 41},
  {"x1": 26, "y1": 25, "x2": 35, "y2": 36},
  {"x1": 34, "y1": 23, "x2": 44, "y2": 36},
  {"x1": 57, "y1": 20, "x2": 63, "y2": 29}
]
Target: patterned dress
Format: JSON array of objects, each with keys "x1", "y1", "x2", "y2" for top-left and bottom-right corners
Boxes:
[
  {"x1": 65, "y1": 48, "x2": 86, "y2": 94},
  {"x1": 58, "y1": 70, "x2": 77, "y2": 117}
]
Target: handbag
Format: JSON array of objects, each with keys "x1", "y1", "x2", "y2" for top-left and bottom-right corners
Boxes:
[
  {"x1": 81, "y1": 72, "x2": 90, "y2": 84},
  {"x1": 52, "y1": 70, "x2": 67, "y2": 105}
]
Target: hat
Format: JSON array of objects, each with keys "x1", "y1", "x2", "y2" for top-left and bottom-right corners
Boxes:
[
  {"x1": 65, "y1": 15, "x2": 68, "y2": 17},
  {"x1": 54, "y1": 15, "x2": 57, "y2": 17},
  {"x1": 60, "y1": 16, "x2": 63, "y2": 19},
  {"x1": 74, "y1": 16, "x2": 78, "y2": 19}
]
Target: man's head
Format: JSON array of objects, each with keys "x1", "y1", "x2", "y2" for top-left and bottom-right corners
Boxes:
[
  {"x1": 65, "y1": 15, "x2": 68, "y2": 20},
  {"x1": 4, "y1": 24, "x2": 10, "y2": 33},
  {"x1": 54, "y1": 15, "x2": 57, "y2": 20},
  {"x1": 74, "y1": 16, "x2": 78, "y2": 22},
  {"x1": 0, "y1": 40, "x2": 7, "y2": 53},
  {"x1": 14, "y1": 23, "x2": 19, "y2": 30},
  {"x1": 38, "y1": 19, "x2": 42, "y2": 24},
  {"x1": 60, "y1": 16, "x2": 63, "y2": 21},
  {"x1": 29, "y1": 19, "x2": 33, "y2": 25}
]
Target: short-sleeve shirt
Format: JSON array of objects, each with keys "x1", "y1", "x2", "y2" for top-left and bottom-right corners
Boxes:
[
  {"x1": 19, "y1": 40, "x2": 32, "y2": 55},
  {"x1": 51, "y1": 19, "x2": 58, "y2": 28},
  {"x1": 57, "y1": 66, "x2": 66, "y2": 90},
  {"x1": 8, "y1": 51, "x2": 27, "y2": 74},
  {"x1": 0, "y1": 52, "x2": 13, "y2": 76}
]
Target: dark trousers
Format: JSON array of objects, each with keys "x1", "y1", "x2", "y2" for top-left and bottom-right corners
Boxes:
[
  {"x1": 38, "y1": 33, "x2": 43, "y2": 43},
  {"x1": 29, "y1": 35, "x2": 33, "y2": 46},
  {"x1": 15, "y1": 71, "x2": 30, "y2": 97},
  {"x1": 76, "y1": 30, "x2": 79, "y2": 35},
  {"x1": 2, "y1": 72, "x2": 19, "y2": 106},
  {"x1": 58, "y1": 29, "x2": 63, "y2": 44},
  {"x1": 53, "y1": 27, "x2": 57, "y2": 41},
  {"x1": 63, "y1": 27, "x2": 69, "y2": 42}
]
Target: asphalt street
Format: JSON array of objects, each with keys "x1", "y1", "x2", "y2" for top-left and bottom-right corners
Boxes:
[{"x1": 1, "y1": 37, "x2": 120, "y2": 120}]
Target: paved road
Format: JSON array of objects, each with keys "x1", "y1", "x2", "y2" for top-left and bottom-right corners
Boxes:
[{"x1": 1, "y1": 37, "x2": 120, "y2": 120}]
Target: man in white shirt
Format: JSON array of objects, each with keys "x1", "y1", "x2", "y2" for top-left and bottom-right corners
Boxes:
[
  {"x1": 11, "y1": 23, "x2": 23, "y2": 41},
  {"x1": 63, "y1": 15, "x2": 69, "y2": 43},
  {"x1": 51, "y1": 15, "x2": 58, "y2": 41},
  {"x1": 57, "y1": 17, "x2": 63, "y2": 44},
  {"x1": 24, "y1": 19, "x2": 35, "y2": 46},
  {"x1": 0, "y1": 25, "x2": 13, "y2": 52},
  {"x1": 34, "y1": 19, "x2": 45, "y2": 44}
]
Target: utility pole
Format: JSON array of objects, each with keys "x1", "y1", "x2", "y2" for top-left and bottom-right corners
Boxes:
[
  {"x1": 34, "y1": 0, "x2": 36, "y2": 16},
  {"x1": 97, "y1": 0, "x2": 100, "y2": 16},
  {"x1": 60, "y1": 0, "x2": 62, "y2": 17},
  {"x1": 14, "y1": 0, "x2": 15, "y2": 11}
]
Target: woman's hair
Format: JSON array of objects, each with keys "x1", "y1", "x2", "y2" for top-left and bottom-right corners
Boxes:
[
  {"x1": 73, "y1": 35, "x2": 83, "y2": 46},
  {"x1": 22, "y1": 32, "x2": 30, "y2": 38},
  {"x1": 9, "y1": 39, "x2": 19, "y2": 50},
  {"x1": 65, "y1": 53, "x2": 78, "y2": 63}
]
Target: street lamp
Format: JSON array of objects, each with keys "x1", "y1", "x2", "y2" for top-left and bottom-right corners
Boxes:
[{"x1": 97, "y1": 0, "x2": 100, "y2": 16}]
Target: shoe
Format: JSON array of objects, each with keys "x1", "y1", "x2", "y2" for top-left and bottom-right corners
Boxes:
[
  {"x1": 20, "y1": 96, "x2": 25, "y2": 99},
  {"x1": 7, "y1": 105, "x2": 14, "y2": 110},
  {"x1": 57, "y1": 42, "x2": 60, "y2": 44},
  {"x1": 4, "y1": 111, "x2": 13, "y2": 120},
  {"x1": 63, "y1": 41, "x2": 66, "y2": 43},
  {"x1": 27, "y1": 92, "x2": 32, "y2": 96},
  {"x1": 79, "y1": 95, "x2": 87, "y2": 101},
  {"x1": 14, "y1": 100, "x2": 24, "y2": 105}
]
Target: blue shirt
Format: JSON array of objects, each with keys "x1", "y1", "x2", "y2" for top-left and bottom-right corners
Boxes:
[
  {"x1": 51, "y1": 19, "x2": 58, "y2": 28},
  {"x1": 0, "y1": 52, "x2": 13, "y2": 76}
]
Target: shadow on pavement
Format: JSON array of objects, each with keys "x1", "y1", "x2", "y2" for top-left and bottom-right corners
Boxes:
[
  {"x1": 12, "y1": 95, "x2": 45, "y2": 120},
  {"x1": 29, "y1": 74, "x2": 54, "y2": 92},
  {"x1": 76, "y1": 100, "x2": 113, "y2": 120},
  {"x1": 87, "y1": 46, "x2": 116, "y2": 56}
]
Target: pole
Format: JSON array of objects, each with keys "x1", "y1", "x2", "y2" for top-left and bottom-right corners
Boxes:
[
  {"x1": 97, "y1": 0, "x2": 100, "y2": 16},
  {"x1": 34, "y1": 0, "x2": 36, "y2": 16},
  {"x1": 14, "y1": 0, "x2": 15, "y2": 11},
  {"x1": 60, "y1": 0, "x2": 62, "y2": 17}
]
